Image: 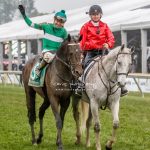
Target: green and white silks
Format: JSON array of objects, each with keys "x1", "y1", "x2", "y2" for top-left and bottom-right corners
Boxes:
[{"x1": 23, "y1": 15, "x2": 68, "y2": 52}]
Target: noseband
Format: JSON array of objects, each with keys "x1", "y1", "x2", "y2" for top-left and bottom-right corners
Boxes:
[
  {"x1": 115, "y1": 52, "x2": 132, "y2": 77},
  {"x1": 97, "y1": 50, "x2": 132, "y2": 110},
  {"x1": 55, "y1": 43, "x2": 81, "y2": 79}
]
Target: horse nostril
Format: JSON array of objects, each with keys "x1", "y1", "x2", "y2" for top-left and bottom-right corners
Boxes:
[
  {"x1": 118, "y1": 82, "x2": 121, "y2": 86},
  {"x1": 118, "y1": 81, "x2": 126, "y2": 87},
  {"x1": 75, "y1": 70, "x2": 82, "y2": 76},
  {"x1": 75, "y1": 70, "x2": 80, "y2": 75}
]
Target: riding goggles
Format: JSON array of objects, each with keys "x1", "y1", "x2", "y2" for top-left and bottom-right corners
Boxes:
[{"x1": 55, "y1": 16, "x2": 66, "y2": 23}]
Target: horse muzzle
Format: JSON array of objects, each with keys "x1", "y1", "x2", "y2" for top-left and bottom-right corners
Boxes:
[{"x1": 117, "y1": 81, "x2": 126, "y2": 88}]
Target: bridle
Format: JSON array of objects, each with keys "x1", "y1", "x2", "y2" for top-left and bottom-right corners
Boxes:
[
  {"x1": 100, "y1": 51, "x2": 132, "y2": 88},
  {"x1": 55, "y1": 43, "x2": 81, "y2": 80},
  {"x1": 97, "y1": 49, "x2": 132, "y2": 110},
  {"x1": 115, "y1": 52, "x2": 132, "y2": 78}
]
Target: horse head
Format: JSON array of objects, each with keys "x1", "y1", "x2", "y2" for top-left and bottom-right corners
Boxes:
[
  {"x1": 56, "y1": 34, "x2": 83, "y2": 78},
  {"x1": 116, "y1": 45, "x2": 134, "y2": 87}
]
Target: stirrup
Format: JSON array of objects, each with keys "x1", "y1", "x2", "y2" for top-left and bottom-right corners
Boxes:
[{"x1": 75, "y1": 84, "x2": 84, "y2": 97}]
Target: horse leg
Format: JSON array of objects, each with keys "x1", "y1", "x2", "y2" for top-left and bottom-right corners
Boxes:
[
  {"x1": 58, "y1": 98, "x2": 70, "y2": 143},
  {"x1": 49, "y1": 95, "x2": 63, "y2": 150},
  {"x1": 72, "y1": 95, "x2": 81, "y2": 145},
  {"x1": 26, "y1": 87, "x2": 37, "y2": 144},
  {"x1": 106, "y1": 100, "x2": 120, "y2": 150},
  {"x1": 86, "y1": 106, "x2": 92, "y2": 147},
  {"x1": 90, "y1": 99, "x2": 101, "y2": 150},
  {"x1": 37, "y1": 98, "x2": 50, "y2": 144}
]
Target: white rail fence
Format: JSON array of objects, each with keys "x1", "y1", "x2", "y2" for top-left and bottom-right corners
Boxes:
[
  {"x1": 0, "y1": 71, "x2": 22, "y2": 86},
  {"x1": 0, "y1": 71, "x2": 150, "y2": 97},
  {"x1": 127, "y1": 73, "x2": 150, "y2": 97}
]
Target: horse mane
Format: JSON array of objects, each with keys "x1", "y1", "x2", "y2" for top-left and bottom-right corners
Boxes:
[
  {"x1": 106, "y1": 45, "x2": 130, "y2": 61},
  {"x1": 108, "y1": 46, "x2": 121, "y2": 57},
  {"x1": 56, "y1": 39, "x2": 69, "y2": 57}
]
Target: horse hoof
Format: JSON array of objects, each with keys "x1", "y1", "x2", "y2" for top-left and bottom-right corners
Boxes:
[
  {"x1": 33, "y1": 143, "x2": 37, "y2": 146},
  {"x1": 32, "y1": 140, "x2": 37, "y2": 145},
  {"x1": 105, "y1": 145, "x2": 112, "y2": 150},
  {"x1": 58, "y1": 146, "x2": 63, "y2": 150},
  {"x1": 86, "y1": 141, "x2": 91, "y2": 148},
  {"x1": 36, "y1": 138, "x2": 42, "y2": 144},
  {"x1": 75, "y1": 139, "x2": 81, "y2": 145},
  {"x1": 56, "y1": 141, "x2": 59, "y2": 146}
]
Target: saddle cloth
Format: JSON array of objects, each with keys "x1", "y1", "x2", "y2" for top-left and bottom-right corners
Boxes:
[
  {"x1": 83, "y1": 56, "x2": 100, "y2": 82},
  {"x1": 79, "y1": 56, "x2": 102, "y2": 103},
  {"x1": 28, "y1": 62, "x2": 48, "y2": 87}
]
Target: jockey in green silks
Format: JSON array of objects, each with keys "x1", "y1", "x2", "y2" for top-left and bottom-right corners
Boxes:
[{"x1": 18, "y1": 5, "x2": 68, "y2": 77}]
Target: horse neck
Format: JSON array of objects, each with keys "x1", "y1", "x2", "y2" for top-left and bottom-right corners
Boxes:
[
  {"x1": 56, "y1": 45, "x2": 67, "y2": 61},
  {"x1": 102, "y1": 50, "x2": 119, "y2": 80},
  {"x1": 53, "y1": 55, "x2": 72, "y2": 80}
]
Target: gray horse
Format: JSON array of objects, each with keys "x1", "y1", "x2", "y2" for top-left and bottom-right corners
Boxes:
[{"x1": 73, "y1": 45, "x2": 134, "y2": 150}]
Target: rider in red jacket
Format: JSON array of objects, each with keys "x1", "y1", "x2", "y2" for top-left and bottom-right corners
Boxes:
[
  {"x1": 78, "y1": 5, "x2": 128, "y2": 97},
  {"x1": 80, "y1": 5, "x2": 115, "y2": 68},
  {"x1": 80, "y1": 19, "x2": 115, "y2": 51}
]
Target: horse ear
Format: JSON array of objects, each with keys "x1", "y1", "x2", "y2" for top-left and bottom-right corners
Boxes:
[
  {"x1": 121, "y1": 44, "x2": 125, "y2": 51},
  {"x1": 67, "y1": 34, "x2": 71, "y2": 42},
  {"x1": 131, "y1": 46, "x2": 135, "y2": 54},
  {"x1": 78, "y1": 35, "x2": 83, "y2": 42}
]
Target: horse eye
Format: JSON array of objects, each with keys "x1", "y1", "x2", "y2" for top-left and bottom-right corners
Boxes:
[
  {"x1": 70, "y1": 52, "x2": 73, "y2": 55},
  {"x1": 118, "y1": 61, "x2": 121, "y2": 65}
]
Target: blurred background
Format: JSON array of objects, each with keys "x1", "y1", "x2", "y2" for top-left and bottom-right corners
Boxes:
[{"x1": 0, "y1": 0, "x2": 150, "y2": 74}]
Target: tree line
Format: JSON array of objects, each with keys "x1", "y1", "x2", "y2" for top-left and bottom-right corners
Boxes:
[{"x1": 0, "y1": 0, "x2": 45, "y2": 25}]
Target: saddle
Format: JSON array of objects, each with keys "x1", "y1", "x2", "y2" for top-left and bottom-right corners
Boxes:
[
  {"x1": 83, "y1": 56, "x2": 102, "y2": 82},
  {"x1": 28, "y1": 62, "x2": 48, "y2": 87},
  {"x1": 76, "y1": 56, "x2": 102, "y2": 103}
]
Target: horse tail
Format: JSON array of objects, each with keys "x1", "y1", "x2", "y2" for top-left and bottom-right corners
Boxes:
[{"x1": 80, "y1": 101, "x2": 89, "y2": 133}]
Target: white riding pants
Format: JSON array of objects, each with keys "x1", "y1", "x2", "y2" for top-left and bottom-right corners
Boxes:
[{"x1": 43, "y1": 51, "x2": 55, "y2": 63}]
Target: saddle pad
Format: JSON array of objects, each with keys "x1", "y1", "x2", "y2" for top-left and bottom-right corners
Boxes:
[
  {"x1": 83, "y1": 60, "x2": 97, "y2": 82},
  {"x1": 28, "y1": 62, "x2": 48, "y2": 87},
  {"x1": 83, "y1": 56, "x2": 102, "y2": 82}
]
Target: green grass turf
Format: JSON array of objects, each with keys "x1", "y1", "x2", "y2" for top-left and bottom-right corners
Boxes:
[{"x1": 0, "y1": 85, "x2": 150, "y2": 150}]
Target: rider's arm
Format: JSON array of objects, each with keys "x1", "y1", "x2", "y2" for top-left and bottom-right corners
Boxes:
[
  {"x1": 23, "y1": 15, "x2": 43, "y2": 30},
  {"x1": 18, "y1": 5, "x2": 44, "y2": 30},
  {"x1": 105, "y1": 24, "x2": 115, "y2": 49},
  {"x1": 79, "y1": 24, "x2": 88, "y2": 50}
]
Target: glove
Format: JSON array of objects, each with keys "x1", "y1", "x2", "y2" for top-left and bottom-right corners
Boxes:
[
  {"x1": 103, "y1": 43, "x2": 109, "y2": 50},
  {"x1": 18, "y1": 5, "x2": 26, "y2": 17}
]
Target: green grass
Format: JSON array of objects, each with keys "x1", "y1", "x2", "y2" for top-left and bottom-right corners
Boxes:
[{"x1": 0, "y1": 85, "x2": 150, "y2": 150}]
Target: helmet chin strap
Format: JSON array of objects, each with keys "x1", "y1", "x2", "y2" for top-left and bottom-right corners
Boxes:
[
  {"x1": 92, "y1": 20, "x2": 100, "y2": 23},
  {"x1": 91, "y1": 20, "x2": 100, "y2": 26}
]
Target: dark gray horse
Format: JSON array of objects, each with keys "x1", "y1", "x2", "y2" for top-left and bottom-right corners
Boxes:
[{"x1": 22, "y1": 35, "x2": 83, "y2": 150}]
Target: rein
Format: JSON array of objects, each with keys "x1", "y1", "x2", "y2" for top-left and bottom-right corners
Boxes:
[
  {"x1": 55, "y1": 54, "x2": 80, "y2": 81},
  {"x1": 55, "y1": 55, "x2": 70, "y2": 68},
  {"x1": 97, "y1": 51, "x2": 132, "y2": 110},
  {"x1": 115, "y1": 52, "x2": 132, "y2": 77},
  {"x1": 98, "y1": 56, "x2": 113, "y2": 110}
]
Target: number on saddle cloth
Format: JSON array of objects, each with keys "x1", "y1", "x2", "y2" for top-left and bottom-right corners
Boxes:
[{"x1": 28, "y1": 62, "x2": 48, "y2": 87}]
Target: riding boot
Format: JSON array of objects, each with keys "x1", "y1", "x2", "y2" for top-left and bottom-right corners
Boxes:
[
  {"x1": 121, "y1": 86, "x2": 128, "y2": 97},
  {"x1": 35, "y1": 59, "x2": 47, "y2": 77}
]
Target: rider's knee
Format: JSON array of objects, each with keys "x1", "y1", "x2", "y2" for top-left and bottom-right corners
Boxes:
[{"x1": 43, "y1": 52, "x2": 55, "y2": 63}]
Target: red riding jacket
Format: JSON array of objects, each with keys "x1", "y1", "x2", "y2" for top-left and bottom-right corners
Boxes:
[{"x1": 80, "y1": 20, "x2": 115, "y2": 51}]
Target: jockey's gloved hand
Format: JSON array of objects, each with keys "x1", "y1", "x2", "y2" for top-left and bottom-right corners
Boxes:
[
  {"x1": 103, "y1": 43, "x2": 109, "y2": 50},
  {"x1": 18, "y1": 5, "x2": 26, "y2": 17}
]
